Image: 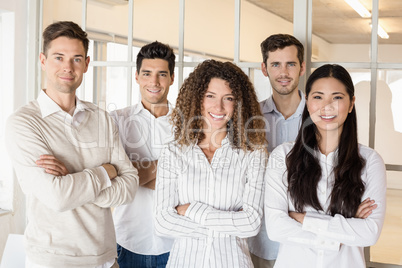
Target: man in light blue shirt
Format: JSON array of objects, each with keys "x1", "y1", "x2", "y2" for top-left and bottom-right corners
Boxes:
[{"x1": 248, "y1": 34, "x2": 306, "y2": 268}]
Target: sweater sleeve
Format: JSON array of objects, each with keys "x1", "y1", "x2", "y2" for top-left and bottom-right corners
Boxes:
[
  {"x1": 92, "y1": 116, "x2": 139, "y2": 208},
  {"x1": 6, "y1": 112, "x2": 111, "y2": 212},
  {"x1": 184, "y1": 149, "x2": 266, "y2": 238}
]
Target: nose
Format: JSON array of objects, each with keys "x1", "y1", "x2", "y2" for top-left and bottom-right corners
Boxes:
[
  {"x1": 63, "y1": 60, "x2": 74, "y2": 72},
  {"x1": 214, "y1": 99, "x2": 224, "y2": 112},
  {"x1": 321, "y1": 100, "x2": 336, "y2": 112},
  {"x1": 150, "y1": 74, "x2": 159, "y2": 85},
  {"x1": 280, "y1": 64, "x2": 289, "y2": 75}
]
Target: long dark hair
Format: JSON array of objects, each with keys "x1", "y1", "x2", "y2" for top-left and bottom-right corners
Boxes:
[{"x1": 286, "y1": 64, "x2": 365, "y2": 217}]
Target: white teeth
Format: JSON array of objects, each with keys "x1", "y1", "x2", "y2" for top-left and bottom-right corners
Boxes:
[
  {"x1": 321, "y1": 115, "x2": 335, "y2": 119},
  {"x1": 209, "y1": 113, "x2": 224, "y2": 119},
  {"x1": 148, "y1": 89, "x2": 161, "y2": 93}
]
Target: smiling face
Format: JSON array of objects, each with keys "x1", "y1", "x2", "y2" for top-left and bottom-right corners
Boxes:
[
  {"x1": 136, "y1": 58, "x2": 174, "y2": 111},
  {"x1": 201, "y1": 78, "x2": 235, "y2": 132},
  {"x1": 261, "y1": 45, "x2": 305, "y2": 96},
  {"x1": 40, "y1": 36, "x2": 89, "y2": 95},
  {"x1": 307, "y1": 77, "x2": 355, "y2": 136}
]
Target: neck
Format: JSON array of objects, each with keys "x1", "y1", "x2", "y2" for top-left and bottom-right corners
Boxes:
[
  {"x1": 272, "y1": 89, "x2": 301, "y2": 119},
  {"x1": 198, "y1": 129, "x2": 227, "y2": 150},
  {"x1": 317, "y1": 129, "x2": 341, "y2": 156},
  {"x1": 44, "y1": 88, "x2": 76, "y2": 115},
  {"x1": 142, "y1": 101, "x2": 169, "y2": 118}
]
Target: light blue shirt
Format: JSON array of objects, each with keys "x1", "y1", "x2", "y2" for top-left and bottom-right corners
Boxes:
[{"x1": 248, "y1": 90, "x2": 305, "y2": 260}]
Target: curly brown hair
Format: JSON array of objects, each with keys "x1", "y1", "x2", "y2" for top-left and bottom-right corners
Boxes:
[{"x1": 171, "y1": 60, "x2": 266, "y2": 151}]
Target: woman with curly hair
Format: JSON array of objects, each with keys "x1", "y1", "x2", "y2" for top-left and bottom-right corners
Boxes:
[
  {"x1": 265, "y1": 64, "x2": 386, "y2": 267},
  {"x1": 154, "y1": 59, "x2": 267, "y2": 267}
]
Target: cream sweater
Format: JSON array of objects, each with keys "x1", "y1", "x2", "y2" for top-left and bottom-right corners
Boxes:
[{"x1": 6, "y1": 93, "x2": 138, "y2": 268}]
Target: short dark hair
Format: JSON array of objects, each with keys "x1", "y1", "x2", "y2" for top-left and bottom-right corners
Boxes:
[
  {"x1": 136, "y1": 41, "x2": 176, "y2": 76},
  {"x1": 260, "y1": 34, "x2": 304, "y2": 65},
  {"x1": 42, "y1": 21, "x2": 89, "y2": 57}
]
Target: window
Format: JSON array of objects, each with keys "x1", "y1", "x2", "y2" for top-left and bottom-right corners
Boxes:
[{"x1": 0, "y1": 10, "x2": 15, "y2": 211}]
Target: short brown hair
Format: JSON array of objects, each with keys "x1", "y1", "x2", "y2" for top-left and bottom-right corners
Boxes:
[
  {"x1": 42, "y1": 21, "x2": 89, "y2": 57},
  {"x1": 260, "y1": 34, "x2": 304, "y2": 66}
]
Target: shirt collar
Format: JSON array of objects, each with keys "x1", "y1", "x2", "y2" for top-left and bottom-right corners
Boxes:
[
  {"x1": 261, "y1": 90, "x2": 305, "y2": 118},
  {"x1": 37, "y1": 90, "x2": 95, "y2": 118},
  {"x1": 134, "y1": 101, "x2": 174, "y2": 117}
]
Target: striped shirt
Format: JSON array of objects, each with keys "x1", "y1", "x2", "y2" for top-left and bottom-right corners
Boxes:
[{"x1": 154, "y1": 137, "x2": 267, "y2": 268}]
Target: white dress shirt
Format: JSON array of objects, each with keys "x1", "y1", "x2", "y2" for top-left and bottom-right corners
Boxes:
[
  {"x1": 248, "y1": 90, "x2": 305, "y2": 260},
  {"x1": 265, "y1": 142, "x2": 387, "y2": 268},
  {"x1": 154, "y1": 137, "x2": 267, "y2": 268},
  {"x1": 111, "y1": 102, "x2": 175, "y2": 255}
]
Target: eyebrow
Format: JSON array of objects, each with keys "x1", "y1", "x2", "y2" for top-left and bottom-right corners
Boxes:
[
  {"x1": 270, "y1": 61, "x2": 297, "y2": 65},
  {"x1": 312, "y1": 91, "x2": 346, "y2": 95},
  {"x1": 51, "y1": 53, "x2": 84, "y2": 58},
  {"x1": 140, "y1": 70, "x2": 169, "y2": 74},
  {"x1": 206, "y1": 91, "x2": 234, "y2": 97}
]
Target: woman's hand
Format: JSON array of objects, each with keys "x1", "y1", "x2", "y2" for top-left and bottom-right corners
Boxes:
[
  {"x1": 289, "y1": 211, "x2": 306, "y2": 224},
  {"x1": 355, "y1": 198, "x2": 377, "y2": 219},
  {"x1": 176, "y1": 203, "x2": 190, "y2": 216}
]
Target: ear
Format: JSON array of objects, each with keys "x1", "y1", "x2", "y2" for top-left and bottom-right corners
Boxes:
[
  {"x1": 170, "y1": 73, "x2": 175, "y2": 86},
  {"x1": 299, "y1": 61, "x2": 306, "y2": 77},
  {"x1": 135, "y1": 70, "x2": 139, "y2": 84},
  {"x1": 261, "y1": 62, "x2": 268, "y2": 77},
  {"x1": 349, "y1": 96, "x2": 356, "y2": 113},
  {"x1": 39, "y1": 52, "x2": 47, "y2": 71},
  {"x1": 84, "y1": 56, "x2": 90, "y2": 73}
]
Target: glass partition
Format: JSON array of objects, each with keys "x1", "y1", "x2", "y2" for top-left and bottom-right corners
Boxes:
[
  {"x1": 375, "y1": 70, "x2": 402, "y2": 165},
  {"x1": 378, "y1": 1, "x2": 402, "y2": 63}
]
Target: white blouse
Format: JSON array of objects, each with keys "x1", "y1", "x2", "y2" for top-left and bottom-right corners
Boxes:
[
  {"x1": 265, "y1": 142, "x2": 387, "y2": 268},
  {"x1": 155, "y1": 137, "x2": 267, "y2": 268}
]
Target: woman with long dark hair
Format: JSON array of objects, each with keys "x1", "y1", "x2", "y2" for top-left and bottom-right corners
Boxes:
[
  {"x1": 265, "y1": 64, "x2": 386, "y2": 267},
  {"x1": 154, "y1": 60, "x2": 268, "y2": 267}
]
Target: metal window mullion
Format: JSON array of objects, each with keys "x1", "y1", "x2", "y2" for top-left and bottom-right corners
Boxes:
[
  {"x1": 127, "y1": 0, "x2": 134, "y2": 106},
  {"x1": 369, "y1": 0, "x2": 379, "y2": 150},
  {"x1": 37, "y1": 0, "x2": 44, "y2": 97},
  {"x1": 234, "y1": 0, "x2": 240, "y2": 64},
  {"x1": 293, "y1": 0, "x2": 309, "y2": 90},
  {"x1": 80, "y1": 0, "x2": 87, "y2": 101},
  {"x1": 178, "y1": 0, "x2": 185, "y2": 89}
]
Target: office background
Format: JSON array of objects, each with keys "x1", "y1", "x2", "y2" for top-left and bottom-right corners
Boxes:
[{"x1": 0, "y1": 0, "x2": 401, "y2": 267}]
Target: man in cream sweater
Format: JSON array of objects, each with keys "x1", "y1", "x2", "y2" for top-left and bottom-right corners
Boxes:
[{"x1": 6, "y1": 21, "x2": 139, "y2": 268}]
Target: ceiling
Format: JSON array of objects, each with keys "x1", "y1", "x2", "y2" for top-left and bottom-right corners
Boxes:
[{"x1": 245, "y1": 0, "x2": 402, "y2": 44}]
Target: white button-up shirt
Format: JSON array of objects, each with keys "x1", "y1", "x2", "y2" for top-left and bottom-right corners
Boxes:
[
  {"x1": 111, "y1": 102, "x2": 175, "y2": 255},
  {"x1": 155, "y1": 137, "x2": 267, "y2": 267},
  {"x1": 248, "y1": 91, "x2": 305, "y2": 260},
  {"x1": 265, "y1": 142, "x2": 387, "y2": 268}
]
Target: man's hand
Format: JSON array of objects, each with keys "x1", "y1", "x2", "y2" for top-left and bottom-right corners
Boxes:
[
  {"x1": 355, "y1": 198, "x2": 377, "y2": 219},
  {"x1": 36, "y1": 154, "x2": 70, "y2": 176},
  {"x1": 176, "y1": 203, "x2": 190, "y2": 216},
  {"x1": 102, "y1": 164, "x2": 117, "y2": 180}
]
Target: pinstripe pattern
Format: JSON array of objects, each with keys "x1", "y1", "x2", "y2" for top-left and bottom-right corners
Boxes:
[{"x1": 155, "y1": 137, "x2": 267, "y2": 268}]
